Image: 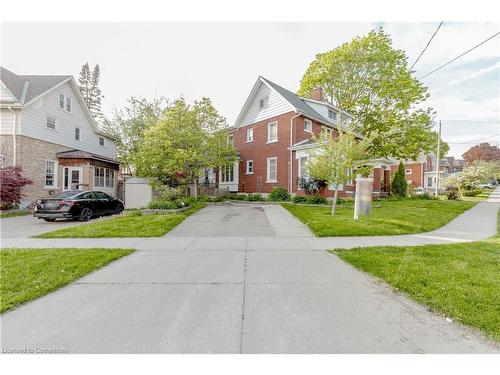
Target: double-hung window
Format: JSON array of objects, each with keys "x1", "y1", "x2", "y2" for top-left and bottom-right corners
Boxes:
[
  {"x1": 267, "y1": 122, "x2": 278, "y2": 143},
  {"x1": 45, "y1": 160, "x2": 57, "y2": 188},
  {"x1": 94, "y1": 167, "x2": 105, "y2": 187},
  {"x1": 75, "y1": 127, "x2": 81, "y2": 140},
  {"x1": 304, "y1": 119, "x2": 312, "y2": 132},
  {"x1": 246, "y1": 160, "x2": 254, "y2": 174},
  {"x1": 46, "y1": 116, "x2": 56, "y2": 130},
  {"x1": 227, "y1": 134, "x2": 234, "y2": 147},
  {"x1": 267, "y1": 157, "x2": 277, "y2": 182},
  {"x1": 246, "y1": 128, "x2": 254, "y2": 143},
  {"x1": 405, "y1": 168, "x2": 412, "y2": 175},
  {"x1": 99, "y1": 137, "x2": 105, "y2": 146},
  {"x1": 105, "y1": 169, "x2": 114, "y2": 188},
  {"x1": 58, "y1": 93, "x2": 72, "y2": 112},
  {"x1": 298, "y1": 156, "x2": 309, "y2": 178}
]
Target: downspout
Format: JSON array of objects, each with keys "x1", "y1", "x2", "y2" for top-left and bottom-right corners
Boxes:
[
  {"x1": 8, "y1": 105, "x2": 17, "y2": 166},
  {"x1": 289, "y1": 112, "x2": 301, "y2": 193}
]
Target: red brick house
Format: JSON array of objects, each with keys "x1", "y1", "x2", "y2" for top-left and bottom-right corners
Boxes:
[{"x1": 218, "y1": 76, "x2": 390, "y2": 198}]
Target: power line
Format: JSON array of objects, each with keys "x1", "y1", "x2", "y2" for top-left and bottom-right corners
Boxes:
[
  {"x1": 410, "y1": 22, "x2": 443, "y2": 70},
  {"x1": 418, "y1": 31, "x2": 500, "y2": 80}
]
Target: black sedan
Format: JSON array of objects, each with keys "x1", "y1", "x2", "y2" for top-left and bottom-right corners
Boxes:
[{"x1": 34, "y1": 190, "x2": 124, "y2": 222}]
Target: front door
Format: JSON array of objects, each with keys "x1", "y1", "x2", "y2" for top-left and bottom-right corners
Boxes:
[{"x1": 63, "y1": 167, "x2": 83, "y2": 191}]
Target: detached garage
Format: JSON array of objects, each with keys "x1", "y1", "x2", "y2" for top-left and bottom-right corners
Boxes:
[{"x1": 124, "y1": 177, "x2": 153, "y2": 209}]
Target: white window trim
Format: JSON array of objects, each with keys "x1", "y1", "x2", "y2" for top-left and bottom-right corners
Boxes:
[
  {"x1": 298, "y1": 156, "x2": 309, "y2": 178},
  {"x1": 405, "y1": 169, "x2": 412, "y2": 175},
  {"x1": 46, "y1": 115, "x2": 56, "y2": 131},
  {"x1": 246, "y1": 160, "x2": 254, "y2": 175},
  {"x1": 246, "y1": 128, "x2": 254, "y2": 143},
  {"x1": 259, "y1": 96, "x2": 269, "y2": 109},
  {"x1": 328, "y1": 109, "x2": 337, "y2": 121},
  {"x1": 58, "y1": 92, "x2": 73, "y2": 114},
  {"x1": 220, "y1": 165, "x2": 235, "y2": 183},
  {"x1": 64, "y1": 166, "x2": 83, "y2": 191},
  {"x1": 267, "y1": 121, "x2": 278, "y2": 144},
  {"x1": 266, "y1": 157, "x2": 277, "y2": 183},
  {"x1": 304, "y1": 119, "x2": 312, "y2": 133},
  {"x1": 44, "y1": 160, "x2": 58, "y2": 189}
]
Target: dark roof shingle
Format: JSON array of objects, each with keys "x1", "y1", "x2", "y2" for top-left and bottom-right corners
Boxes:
[{"x1": 1, "y1": 66, "x2": 70, "y2": 104}]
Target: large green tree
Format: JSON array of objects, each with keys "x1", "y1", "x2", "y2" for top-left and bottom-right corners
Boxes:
[
  {"x1": 134, "y1": 97, "x2": 237, "y2": 197},
  {"x1": 298, "y1": 28, "x2": 444, "y2": 160},
  {"x1": 101, "y1": 96, "x2": 168, "y2": 173}
]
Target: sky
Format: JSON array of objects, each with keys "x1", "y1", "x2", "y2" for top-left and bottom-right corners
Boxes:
[{"x1": 1, "y1": 22, "x2": 499, "y2": 159}]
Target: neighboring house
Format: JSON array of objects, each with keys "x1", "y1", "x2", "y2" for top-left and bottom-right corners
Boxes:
[
  {"x1": 220, "y1": 76, "x2": 386, "y2": 197},
  {"x1": 389, "y1": 155, "x2": 428, "y2": 189},
  {"x1": 0, "y1": 67, "x2": 119, "y2": 207}
]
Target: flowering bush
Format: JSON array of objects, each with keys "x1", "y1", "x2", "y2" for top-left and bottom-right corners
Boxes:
[{"x1": 0, "y1": 167, "x2": 32, "y2": 209}]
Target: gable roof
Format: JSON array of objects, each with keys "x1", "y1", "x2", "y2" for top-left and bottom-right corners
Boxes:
[
  {"x1": 234, "y1": 76, "x2": 350, "y2": 129},
  {"x1": 0, "y1": 66, "x2": 115, "y2": 140},
  {"x1": 259, "y1": 77, "x2": 331, "y2": 125},
  {"x1": 0, "y1": 66, "x2": 71, "y2": 105}
]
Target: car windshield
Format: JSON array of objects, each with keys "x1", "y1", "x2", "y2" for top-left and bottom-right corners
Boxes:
[{"x1": 51, "y1": 191, "x2": 82, "y2": 199}]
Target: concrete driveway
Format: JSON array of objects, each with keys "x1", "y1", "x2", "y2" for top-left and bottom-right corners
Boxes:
[
  {"x1": 1, "y1": 201, "x2": 499, "y2": 353},
  {"x1": 0, "y1": 214, "x2": 85, "y2": 238}
]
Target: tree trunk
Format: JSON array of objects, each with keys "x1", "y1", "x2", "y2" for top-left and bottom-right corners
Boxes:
[
  {"x1": 331, "y1": 188, "x2": 338, "y2": 215},
  {"x1": 193, "y1": 179, "x2": 198, "y2": 199}
]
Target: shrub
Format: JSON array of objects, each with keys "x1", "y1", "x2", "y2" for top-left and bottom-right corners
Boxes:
[
  {"x1": 292, "y1": 195, "x2": 307, "y2": 203},
  {"x1": 0, "y1": 167, "x2": 32, "y2": 209},
  {"x1": 306, "y1": 195, "x2": 328, "y2": 205},
  {"x1": 391, "y1": 162, "x2": 408, "y2": 198},
  {"x1": 463, "y1": 188, "x2": 482, "y2": 197},
  {"x1": 268, "y1": 187, "x2": 291, "y2": 202},
  {"x1": 336, "y1": 197, "x2": 354, "y2": 205},
  {"x1": 446, "y1": 186, "x2": 460, "y2": 200},
  {"x1": 147, "y1": 198, "x2": 183, "y2": 210},
  {"x1": 296, "y1": 176, "x2": 327, "y2": 196},
  {"x1": 246, "y1": 193, "x2": 264, "y2": 201},
  {"x1": 150, "y1": 180, "x2": 184, "y2": 200}
]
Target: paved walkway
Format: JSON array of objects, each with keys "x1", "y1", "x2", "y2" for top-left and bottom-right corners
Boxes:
[{"x1": 1, "y1": 190, "x2": 499, "y2": 353}]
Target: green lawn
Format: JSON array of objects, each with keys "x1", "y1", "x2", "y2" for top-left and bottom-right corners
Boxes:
[
  {"x1": 34, "y1": 204, "x2": 205, "y2": 238},
  {"x1": 1, "y1": 247, "x2": 134, "y2": 313},
  {"x1": 282, "y1": 199, "x2": 475, "y2": 236},
  {"x1": 333, "y1": 212, "x2": 500, "y2": 341},
  {"x1": 0, "y1": 210, "x2": 30, "y2": 218}
]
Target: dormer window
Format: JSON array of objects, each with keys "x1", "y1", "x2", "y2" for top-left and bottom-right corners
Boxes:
[
  {"x1": 259, "y1": 96, "x2": 269, "y2": 109},
  {"x1": 328, "y1": 109, "x2": 337, "y2": 121}
]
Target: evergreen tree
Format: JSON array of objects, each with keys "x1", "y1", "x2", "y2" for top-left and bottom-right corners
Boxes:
[
  {"x1": 392, "y1": 161, "x2": 408, "y2": 198},
  {"x1": 78, "y1": 63, "x2": 91, "y2": 108},
  {"x1": 89, "y1": 64, "x2": 104, "y2": 121},
  {"x1": 77, "y1": 63, "x2": 104, "y2": 122}
]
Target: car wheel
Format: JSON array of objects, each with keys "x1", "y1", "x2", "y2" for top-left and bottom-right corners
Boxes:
[
  {"x1": 43, "y1": 218, "x2": 56, "y2": 222},
  {"x1": 79, "y1": 208, "x2": 92, "y2": 222},
  {"x1": 116, "y1": 203, "x2": 124, "y2": 214}
]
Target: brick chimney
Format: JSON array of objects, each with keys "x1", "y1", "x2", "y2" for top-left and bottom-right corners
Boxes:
[{"x1": 310, "y1": 87, "x2": 323, "y2": 101}]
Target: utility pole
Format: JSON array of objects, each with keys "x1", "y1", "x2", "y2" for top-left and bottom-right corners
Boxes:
[{"x1": 434, "y1": 120, "x2": 442, "y2": 197}]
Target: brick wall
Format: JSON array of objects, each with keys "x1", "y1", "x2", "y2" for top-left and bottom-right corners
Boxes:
[
  {"x1": 231, "y1": 111, "x2": 295, "y2": 193},
  {"x1": 390, "y1": 162, "x2": 424, "y2": 188}
]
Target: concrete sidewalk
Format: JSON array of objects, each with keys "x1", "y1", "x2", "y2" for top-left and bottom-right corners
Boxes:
[{"x1": 1, "y1": 201, "x2": 497, "y2": 250}]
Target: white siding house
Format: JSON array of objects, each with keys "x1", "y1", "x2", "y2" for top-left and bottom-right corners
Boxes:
[{"x1": 0, "y1": 66, "x2": 119, "y2": 206}]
